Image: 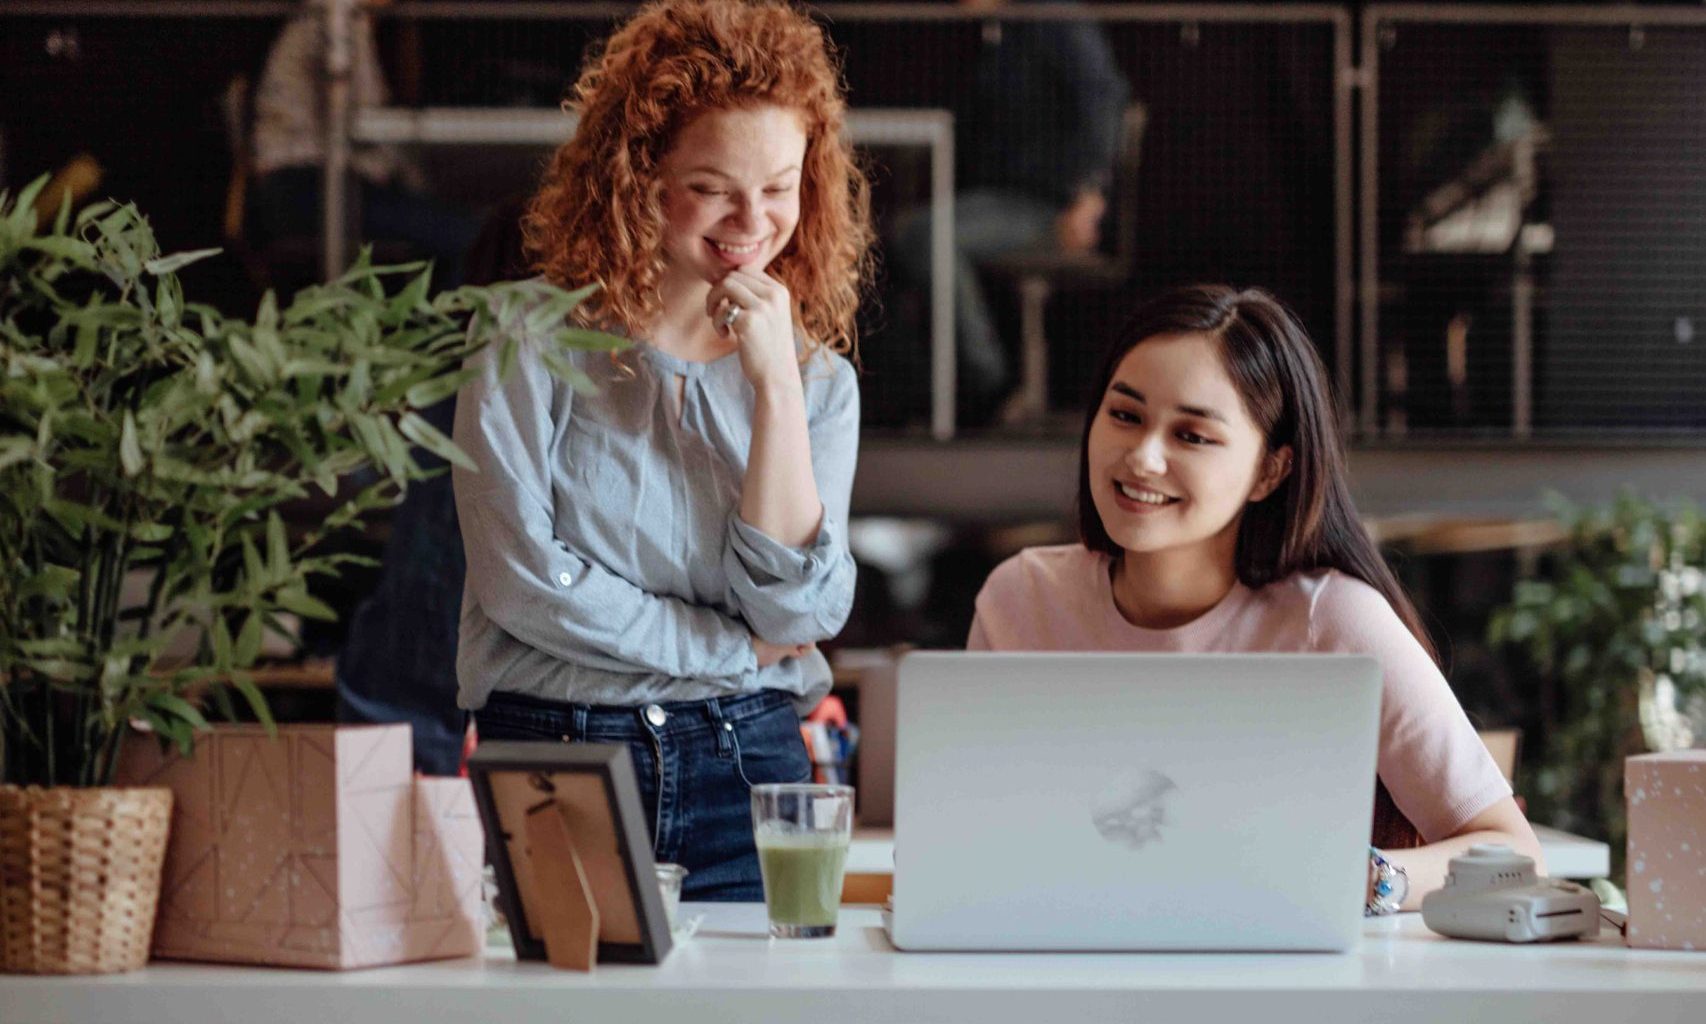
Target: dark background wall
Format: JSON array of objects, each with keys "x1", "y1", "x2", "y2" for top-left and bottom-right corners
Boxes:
[{"x1": 1546, "y1": 27, "x2": 1706, "y2": 430}]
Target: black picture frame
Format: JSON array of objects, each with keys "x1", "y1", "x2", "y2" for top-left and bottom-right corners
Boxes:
[{"x1": 468, "y1": 742, "x2": 673, "y2": 965}]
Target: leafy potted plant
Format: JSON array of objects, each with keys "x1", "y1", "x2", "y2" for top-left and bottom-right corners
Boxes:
[
  {"x1": 1489, "y1": 492, "x2": 1706, "y2": 873},
  {"x1": 0, "y1": 178, "x2": 618, "y2": 973}
]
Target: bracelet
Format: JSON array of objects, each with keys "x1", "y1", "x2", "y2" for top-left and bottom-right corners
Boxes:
[{"x1": 1366, "y1": 846, "x2": 1409, "y2": 917}]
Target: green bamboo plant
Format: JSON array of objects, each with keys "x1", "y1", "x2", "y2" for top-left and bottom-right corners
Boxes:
[
  {"x1": 0, "y1": 177, "x2": 621, "y2": 787},
  {"x1": 1489, "y1": 492, "x2": 1706, "y2": 864}
]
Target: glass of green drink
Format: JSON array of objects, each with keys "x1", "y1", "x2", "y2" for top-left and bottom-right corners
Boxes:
[{"x1": 750, "y1": 783, "x2": 854, "y2": 938}]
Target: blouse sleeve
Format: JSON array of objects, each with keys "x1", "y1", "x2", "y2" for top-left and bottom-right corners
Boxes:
[
  {"x1": 452, "y1": 330, "x2": 757, "y2": 680},
  {"x1": 720, "y1": 354, "x2": 860, "y2": 646},
  {"x1": 1311, "y1": 575, "x2": 1512, "y2": 842}
]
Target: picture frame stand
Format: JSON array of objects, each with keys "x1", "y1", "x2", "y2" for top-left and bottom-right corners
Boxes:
[
  {"x1": 468, "y1": 742, "x2": 674, "y2": 968},
  {"x1": 523, "y1": 801, "x2": 600, "y2": 972}
]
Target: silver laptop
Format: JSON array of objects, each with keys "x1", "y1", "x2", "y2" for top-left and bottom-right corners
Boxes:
[{"x1": 887, "y1": 652, "x2": 1381, "y2": 952}]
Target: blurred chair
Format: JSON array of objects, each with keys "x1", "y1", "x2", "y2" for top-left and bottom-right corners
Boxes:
[{"x1": 985, "y1": 103, "x2": 1148, "y2": 423}]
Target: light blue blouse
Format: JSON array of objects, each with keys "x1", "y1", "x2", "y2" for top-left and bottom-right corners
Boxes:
[{"x1": 451, "y1": 319, "x2": 859, "y2": 712}]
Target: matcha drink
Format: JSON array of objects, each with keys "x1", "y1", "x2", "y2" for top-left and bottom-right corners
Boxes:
[
  {"x1": 750, "y1": 783, "x2": 855, "y2": 938},
  {"x1": 756, "y1": 832, "x2": 850, "y2": 931}
]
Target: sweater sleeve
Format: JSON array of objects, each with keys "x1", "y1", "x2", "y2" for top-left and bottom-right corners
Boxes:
[
  {"x1": 721, "y1": 354, "x2": 860, "y2": 646},
  {"x1": 1040, "y1": 21, "x2": 1131, "y2": 195},
  {"x1": 452, "y1": 330, "x2": 757, "y2": 680},
  {"x1": 1310, "y1": 575, "x2": 1512, "y2": 842}
]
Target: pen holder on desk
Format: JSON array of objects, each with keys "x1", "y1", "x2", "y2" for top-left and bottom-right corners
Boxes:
[{"x1": 800, "y1": 719, "x2": 859, "y2": 787}]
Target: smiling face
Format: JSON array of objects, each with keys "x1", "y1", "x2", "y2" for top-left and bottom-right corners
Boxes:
[
  {"x1": 1086, "y1": 332, "x2": 1290, "y2": 562},
  {"x1": 658, "y1": 105, "x2": 807, "y2": 285}
]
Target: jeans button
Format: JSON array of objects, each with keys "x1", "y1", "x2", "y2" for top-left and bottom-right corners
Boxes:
[{"x1": 644, "y1": 704, "x2": 667, "y2": 728}]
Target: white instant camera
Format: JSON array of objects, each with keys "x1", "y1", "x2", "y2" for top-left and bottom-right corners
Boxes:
[{"x1": 1420, "y1": 844, "x2": 1600, "y2": 943}]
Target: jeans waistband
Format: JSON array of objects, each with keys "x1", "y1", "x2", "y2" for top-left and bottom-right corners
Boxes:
[{"x1": 481, "y1": 688, "x2": 794, "y2": 739}]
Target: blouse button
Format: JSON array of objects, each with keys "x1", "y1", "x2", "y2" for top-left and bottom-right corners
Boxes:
[{"x1": 557, "y1": 571, "x2": 573, "y2": 586}]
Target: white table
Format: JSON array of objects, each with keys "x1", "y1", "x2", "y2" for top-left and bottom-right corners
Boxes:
[
  {"x1": 1532, "y1": 824, "x2": 1612, "y2": 879},
  {"x1": 4, "y1": 905, "x2": 1702, "y2": 1024}
]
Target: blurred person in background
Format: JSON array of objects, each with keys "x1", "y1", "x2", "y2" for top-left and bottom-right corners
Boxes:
[
  {"x1": 887, "y1": 0, "x2": 1129, "y2": 422},
  {"x1": 249, "y1": 0, "x2": 477, "y2": 288}
]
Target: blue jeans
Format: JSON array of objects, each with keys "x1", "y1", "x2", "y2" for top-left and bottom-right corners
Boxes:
[{"x1": 474, "y1": 689, "x2": 812, "y2": 902}]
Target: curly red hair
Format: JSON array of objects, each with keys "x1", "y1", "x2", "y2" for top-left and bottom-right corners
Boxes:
[{"x1": 523, "y1": 0, "x2": 875, "y2": 361}]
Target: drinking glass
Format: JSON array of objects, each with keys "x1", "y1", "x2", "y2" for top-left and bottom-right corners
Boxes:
[{"x1": 750, "y1": 783, "x2": 854, "y2": 938}]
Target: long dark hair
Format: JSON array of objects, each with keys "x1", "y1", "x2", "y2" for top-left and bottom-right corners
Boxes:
[{"x1": 1076, "y1": 284, "x2": 1437, "y2": 664}]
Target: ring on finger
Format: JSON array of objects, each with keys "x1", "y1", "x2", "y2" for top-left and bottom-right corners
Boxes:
[{"x1": 719, "y1": 303, "x2": 744, "y2": 330}]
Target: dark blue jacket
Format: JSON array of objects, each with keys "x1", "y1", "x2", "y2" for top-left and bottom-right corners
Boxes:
[{"x1": 958, "y1": 12, "x2": 1131, "y2": 206}]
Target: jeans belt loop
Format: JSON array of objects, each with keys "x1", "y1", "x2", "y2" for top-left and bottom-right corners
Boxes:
[
  {"x1": 571, "y1": 705, "x2": 588, "y2": 742},
  {"x1": 707, "y1": 697, "x2": 734, "y2": 756}
]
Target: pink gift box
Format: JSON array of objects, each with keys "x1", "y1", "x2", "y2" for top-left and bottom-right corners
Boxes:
[
  {"x1": 117, "y1": 723, "x2": 484, "y2": 969},
  {"x1": 1625, "y1": 749, "x2": 1706, "y2": 951}
]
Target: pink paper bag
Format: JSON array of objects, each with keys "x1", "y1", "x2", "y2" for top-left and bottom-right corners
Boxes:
[{"x1": 118, "y1": 723, "x2": 484, "y2": 969}]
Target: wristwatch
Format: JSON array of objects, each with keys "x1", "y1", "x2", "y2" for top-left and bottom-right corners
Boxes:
[{"x1": 1366, "y1": 846, "x2": 1409, "y2": 916}]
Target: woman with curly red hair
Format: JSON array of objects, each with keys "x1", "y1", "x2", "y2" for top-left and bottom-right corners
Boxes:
[{"x1": 451, "y1": 0, "x2": 875, "y2": 901}]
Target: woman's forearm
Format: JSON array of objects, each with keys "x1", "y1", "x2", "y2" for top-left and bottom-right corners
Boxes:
[
  {"x1": 1383, "y1": 798, "x2": 1544, "y2": 910},
  {"x1": 740, "y1": 376, "x2": 822, "y2": 548}
]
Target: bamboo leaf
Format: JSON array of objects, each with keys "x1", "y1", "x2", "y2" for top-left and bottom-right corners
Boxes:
[
  {"x1": 241, "y1": 534, "x2": 265, "y2": 587},
  {"x1": 397, "y1": 411, "x2": 475, "y2": 471},
  {"x1": 8, "y1": 175, "x2": 49, "y2": 232},
  {"x1": 22, "y1": 234, "x2": 92, "y2": 261},
  {"x1": 345, "y1": 358, "x2": 372, "y2": 407},
  {"x1": 234, "y1": 611, "x2": 263, "y2": 666},
  {"x1": 404, "y1": 368, "x2": 475, "y2": 409},
  {"x1": 144, "y1": 247, "x2": 222, "y2": 277},
  {"x1": 387, "y1": 266, "x2": 432, "y2": 319},
  {"x1": 22, "y1": 658, "x2": 88, "y2": 682},
  {"x1": 257, "y1": 290, "x2": 279, "y2": 333},
  {"x1": 229, "y1": 672, "x2": 276, "y2": 734},
  {"x1": 72, "y1": 314, "x2": 100, "y2": 367},
  {"x1": 556, "y1": 326, "x2": 630, "y2": 352},
  {"x1": 209, "y1": 615, "x2": 233, "y2": 667},
  {"x1": 148, "y1": 692, "x2": 210, "y2": 731},
  {"x1": 0, "y1": 437, "x2": 33, "y2": 472},
  {"x1": 16, "y1": 637, "x2": 84, "y2": 658},
  {"x1": 349, "y1": 412, "x2": 388, "y2": 468},
  {"x1": 275, "y1": 589, "x2": 337, "y2": 621},
  {"x1": 374, "y1": 415, "x2": 413, "y2": 480},
  {"x1": 266, "y1": 512, "x2": 289, "y2": 574},
  {"x1": 15, "y1": 565, "x2": 79, "y2": 601},
  {"x1": 119, "y1": 410, "x2": 144, "y2": 476},
  {"x1": 540, "y1": 350, "x2": 597, "y2": 394}
]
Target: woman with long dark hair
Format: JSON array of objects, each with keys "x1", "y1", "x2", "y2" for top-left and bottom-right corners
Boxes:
[{"x1": 968, "y1": 284, "x2": 1540, "y2": 913}]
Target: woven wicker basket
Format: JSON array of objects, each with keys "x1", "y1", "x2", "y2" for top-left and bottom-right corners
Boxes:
[{"x1": 0, "y1": 784, "x2": 173, "y2": 974}]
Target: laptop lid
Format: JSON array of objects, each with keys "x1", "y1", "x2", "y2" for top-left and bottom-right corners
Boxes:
[{"x1": 890, "y1": 652, "x2": 1381, "y2": 952}]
